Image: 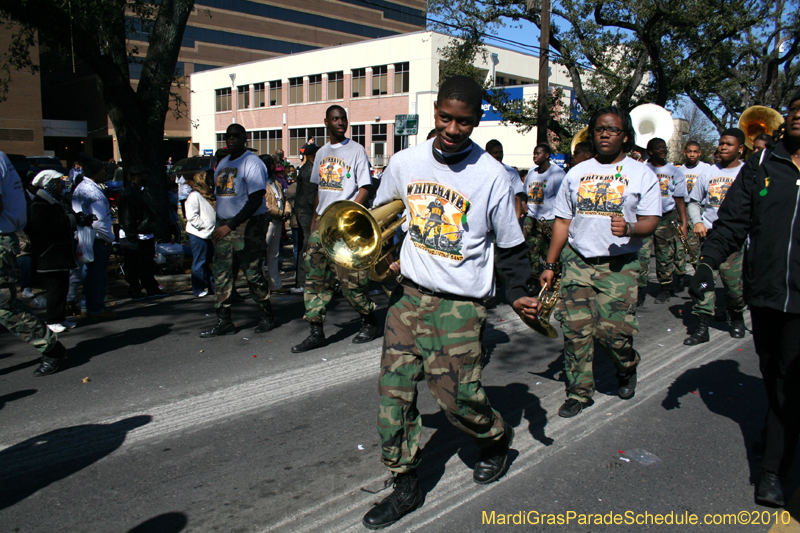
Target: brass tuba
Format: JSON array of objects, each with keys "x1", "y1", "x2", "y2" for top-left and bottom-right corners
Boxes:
[
  {"x1": 630, "y1": 104, "x2": 674, "y2": 148},
  {"x1": 318, "y1": 199, "x2": 406, "y2": 282},
  {"x1": 570, "y1": 126, "x2": 589, "y2": 154},
  {"x1": 738, "y1": 105, "x2": 784, "y2": 150}
]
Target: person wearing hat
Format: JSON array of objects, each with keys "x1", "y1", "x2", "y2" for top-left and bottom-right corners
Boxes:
[
  {"x1": 72, "y1": 154, "x2": 116, "y2": 321},
  {"x1": 118, "y1": 165, "x2": 166, "y2": 299},
  {"x1": 0, "y1": 153, "x2": 70, "y2": 376},
  {"x1": 292, "y1": 142, "x2": 318, "y2": 292},
  {"x1": 27, "y1": 170, "x2": 94, "y2": 332},
  {"x1": 689, "y1": 91, "x2": 800, "y2": 507}
]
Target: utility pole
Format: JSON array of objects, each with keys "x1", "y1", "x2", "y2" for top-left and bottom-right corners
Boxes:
[{"x1": 530, "y1": 0, "x2": 551, "y2": 144}]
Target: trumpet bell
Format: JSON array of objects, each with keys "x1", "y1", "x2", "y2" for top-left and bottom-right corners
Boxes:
[
  {"x1": 630, "y1": 104, "x2": 674, "y2": 148},
  {"x1": 318, "y1": 201, "x2": 382, "y2": 271},
  {"x1": 570, "y1": 126, "x2": 589, "y2": 155},
  {"x1": 738, "y1": 105, "x2": 784, "y2": 150}
]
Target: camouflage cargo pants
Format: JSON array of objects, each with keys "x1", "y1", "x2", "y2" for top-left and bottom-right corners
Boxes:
[
  {"x1": 637, "y1": 236, "x2": 653, "y2": 289},
  {"x1": 0, "y1": 233, "x2": 56, "y2": 354},
  {"x1": 522, "y1": 217, "x2": 552, "y2": 279},
  {"x1": 653, "y1": 209, "x2": 682, "y2": 286},
  {"x1": 213, "y1": 215, "x2": 271, "y2": 310},
  {"x1": 692, "y1": 245, "x2": 745, "y2": 316},
  {"x1": 377, "y1": 284, "x2": 506, "y2": 473},
  {"x1": 302, "y1": 222, "x2": 375, "y2": 324},
  {"x1": 561, "y1": 246, "x2": 641, "y2": 401}
]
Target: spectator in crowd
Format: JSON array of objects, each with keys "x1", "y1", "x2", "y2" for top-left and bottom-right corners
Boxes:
[
  {"x1": 300, "y1": 137, "x2": 316, "y2": 163},
  {"x1": 167, "y1": 180, "x2": 182, "y2": 242},
  {"x1": 166, "y1": 156, "x2": 173, "y2": 171},
  {"x1": 185, "y1": 171, "x2": 216, "y2": 298},
  {"x1": 260, "y1": 154, "x2": 289, "y2": 294},
  {"x1": 72, "y1": 155, "x2": 116, "y2": 321},
  {"x1": 1, "y1": 151, "x2": 68, "y2": 376},
  {"x1": 68, "y1": 161, "x2": 82, "y2": 183},
  {"x1": 176, "y1": 172, "x2": 192, "y2": 218},
  {"x1": 118, "y1": 166, "x2": 166, "y2": 300},
  {"x1": 292, "y1": 143, "x2": 318, "y2": 292},
  {"x1": 285, "y1": 169, "x2": 300, "y2": 281}
]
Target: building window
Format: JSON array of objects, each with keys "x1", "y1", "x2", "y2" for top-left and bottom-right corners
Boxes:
[
  {"x1": 508, "y1": 78, "x2": 517, "y2": 86},
  {"x1": 289, "y1": 127, "x2": 326, "y2": 157},
  {"x1": 372, "y1": 123, "x2": 388, "y2": 165},
  {"x1": 352, "y1": 125, "x2": 366, "y2": 147},
  {"x1": 328, "y1": 71, "x2": 344, "y2": 100},
  {"x1": 394, "y1": 62, "x2": 409, "y2": 94},
  {"x1": 308, "y1": 74, "x2": 323, "y2": 102},
  {"x1": 269, "y1": 80, "x2": 282, "y2": 106},
  {"x1": 372, "y1": 65, "x2": 388, "y2": 95},
  {"x1": 215, "y1": 88, "x2": 231, "y2": 112},
  {"x1": 251, "y1": 130, "x2": 282, "y2": 155},
  {"x1": 372, "y1": 123, "x2": 387, "y2": 142},
  {"x1": 254, "y1": 82, "x2": 266, "y2": 108},
  {"x1": 237, "y1": 85, "x2": 250, "y2": 110},
  {"x1": 216, "y1": 133, "x2": 226, "y2": 150},
  {"x1": 289, "y1": 77, "x2": 303, "y2": 104},
  {"x1": 495, "y1": 76, "x2": 505, "y2": 87},
  {"x1": 352, "y1": 68, "x2": 366, "y2": 98}
]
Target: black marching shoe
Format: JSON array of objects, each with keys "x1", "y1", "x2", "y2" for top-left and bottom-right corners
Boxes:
[
  {"x1": 353, "y1": 312, "x2": 380, "y2": 344},
  {"x1": 291, "y1": 323, "x2": 325, "y2": 353},
  {"x1": 756, "y1": 470, "x2": 785, "y2": 507},
  {"x1": 654, "y1": 285, "x2": 671, "y2": 304},
  {"x1": 33, "y1": 342, "x2": 67, "y2": 377},
  {"x1": 362, "y1": 472, "x2": 423, "y2": 530},
  {"x1": 200, "y1": 307, "x2": 235, "y2": 338},
  {"x1": 254, "y1": 302, "x2": 278, "y2": 333},
  {"x1": 617, "y1": 369, "x2": 637, "y2": 400},
  {"x1": 636, "y1": 289, "x2": 646, "y2": 307},
  {"x1": 673, "y1": 274, "x2": 686, "y2": 293},
  {"x1": 558, "y1": 398, "x2": 593, "y2": 418},
  {"x1": 683, "y1": 314, "x2": 710, "y2": 346},
  {"x1": 728, "y1": 310, "x2": 746, "y2": 339},
  {"x1": 474, "y1": 424, "x2": 514, "y2": 484}
]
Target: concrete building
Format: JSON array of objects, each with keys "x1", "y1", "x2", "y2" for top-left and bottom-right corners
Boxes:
[
  {"x1": 190, "y1": 31, "x2": 577, "y2": 169},
  {"x1": 0, "y1": 22, "x2": 44, "y2": 156}
]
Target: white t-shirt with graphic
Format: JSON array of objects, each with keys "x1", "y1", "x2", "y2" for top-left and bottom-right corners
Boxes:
[
  {"x1": 646, "y1": 162, "x2": 687, "y2": 213},
  {"x1": 503, "y1": 163, "x2": 525, "y2": 197},
  {"x1": 214, "y1": 151, "x2": 268, "y2": 220},
  {"x1": 374, "y1": 139, "x2": 523, "y2": 299},
  {"x1": 311, "y1": 139, "x2": 372, "y2": 215},
  {"x1": 680, "y1": 161, "x2": 711, "y2": 195},
  {"x1": 687, "y1": 161, "x2": 744, "y2": 229},
  {"x1": 524, "y1": 163, "x2": 566, "y2": 220},
  {"x1": 553, "y1": 156, "x2": 662, "y2": 258}
]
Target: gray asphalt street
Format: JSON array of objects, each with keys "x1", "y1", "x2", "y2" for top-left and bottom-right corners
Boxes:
[{"x1": 1, "y1": 278, "x2": 798, "y2": 533}]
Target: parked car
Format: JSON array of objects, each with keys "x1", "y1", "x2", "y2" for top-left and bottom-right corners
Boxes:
[
  {"x1": 168, "y1": 156, "x2": 214, "y2": 179},
  {"x1": 5, "y1": 153, "x2": 31, "y2": 178},
  {"x1": 27, "y1": 156, "x2": 69, "y2": 177}
]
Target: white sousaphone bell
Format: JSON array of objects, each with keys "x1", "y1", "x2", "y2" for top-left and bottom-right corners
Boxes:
[{"x1": 630, "y1": 104, "x2": 674, "y2": 148}]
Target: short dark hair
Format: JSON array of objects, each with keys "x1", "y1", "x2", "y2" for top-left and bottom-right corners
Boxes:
[
  {"x1": 720, "y1": 128, "x2": 745, "y2": 145},
  {"x1": 754, "y1": 133, "x2": 773, "y2": 144},
  {"x1": 574, "y1": 141, "x2": 595, "y2": 155},
  {"x1": 789, "y1": 90, "x2": 800, "y2": 108},
  {"x1": 646, "y1": 137, "x2": 666, "y2": 151},
  {"x1": 588, "y1": 106, "x2": 635, "y2": 152},
  {"x1": 485, "y1": 139, "x2": 502, "y2": 151},
  {"x1": 535, "y1": 143, "x2": 552, "y2": 155},
  {"x1": 227, "y1": 123, "x2": 246, "y2": 136},
  {"x1": 437, "y1": 75, "x2": 483, "y2": 117},
  {"x1": 684, "y1": 140, "x2": 701, "y2": 150},
  {"x1": 326, "y1": 104, "x2": 346, "y2": 119}
]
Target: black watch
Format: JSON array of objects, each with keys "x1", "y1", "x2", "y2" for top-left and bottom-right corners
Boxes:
[{"x1": 543, "y1": 261, "x2": 560, "y2": 272}]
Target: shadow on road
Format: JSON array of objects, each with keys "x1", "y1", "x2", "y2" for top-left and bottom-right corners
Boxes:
[
  {"x1": 66, "y1": 323, "x2": 173, "y2": 370},
  {"x1": 0, "y1": 389, "x2": 36, "y2": 410},
  {"x1": 0, "y1": 415, "x2": 151, "y2": 510},
  {"x1": 127, "y1": 512, "x2": 188, "y2": 532}
]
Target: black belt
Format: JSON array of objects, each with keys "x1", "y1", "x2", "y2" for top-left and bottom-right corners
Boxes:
[
  {"x1": 400, "y1": 279, "x2": 484, "y2": 304},
  {"x1": 575, "y1": 250, "x2": 638, "y2": 265}
]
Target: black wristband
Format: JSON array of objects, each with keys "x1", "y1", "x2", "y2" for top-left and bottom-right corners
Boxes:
[{"x1": 543, "y1": 261, "x2": 560, "y2": 272}]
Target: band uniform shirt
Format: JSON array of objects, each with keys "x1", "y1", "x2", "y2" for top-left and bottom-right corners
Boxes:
[
  {"x1": 374, "y1": 139, "x2": 523, "y2": 300},
  {"x1": 680, "y1": 161, "x2": 711, "y2": 195},
  {"x1": 553, "y1": 156, "x2": 662, "y2": 258},
  {"x1": 214, "y1": 150, "x2": 268, "y2": 220},
  {"x1": 646, "y1": 162, "x2": 687, "y2": 213},
  {"x1": 687, "y1": 161, "x2": 744, "y2": 230},
  {"x1": 0, "y1": 152, "x2": 27, "y2": 233},
  {"x1": 311, "y1": 139, "x2": 372, "y2": 216},
  {"x1": 503, "y1": 163, "x2": 525, "y2": 197},
  {"x1": 524, "y1": 163, "x2": 567, "y2": 220}
]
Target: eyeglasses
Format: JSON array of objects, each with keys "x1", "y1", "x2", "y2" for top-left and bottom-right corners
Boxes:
[
  {"x1": 593, "y1": 126, "x2": 624, "y2": 135},
  {"x1": 788, "y1": 106, "x2": 800, "y2": 116}
]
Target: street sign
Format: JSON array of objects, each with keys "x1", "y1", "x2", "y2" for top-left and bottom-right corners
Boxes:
[{"x1": 394, "y1": 114, "x2": 418, "y2": 135}]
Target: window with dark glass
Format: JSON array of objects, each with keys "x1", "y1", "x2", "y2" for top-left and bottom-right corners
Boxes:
[
  {"x1": 308, "y1": 74, "x2": 323, "y2": 102},
  {"x1": 351, "y1": 125, "x2": 366, "y2": 146},
  {"x1": 289, "y1": 77, "x2": 303, "y2": 104},
  {"x1": 328, "y1": 71, "x2": 344, "y2": 100},
  {"x1": 269, "y1": 80, "x2": 282, "y2": 106},
  {"x1": 215, "y1": 88, "x2": 232, "y2": 112},
  {"x1": 352, "y1": 68, "x2": 366, "y2": 98},
  {"x1": 254, "y1": 82, "x2": 266, "y2": 107},
  {"x1": 394, "y1": 62, "x2": 409, "y2": 94},
  {"x1": 237, "y1": 85, "x2": 250, "y2": 109},
  {"x1": 372, "y1": 65, "x2": 388, "y2": 95}
]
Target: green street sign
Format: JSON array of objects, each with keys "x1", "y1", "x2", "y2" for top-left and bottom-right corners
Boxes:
[{"x1": 394, "y1": 114, "x2": 419, "y2": 136}]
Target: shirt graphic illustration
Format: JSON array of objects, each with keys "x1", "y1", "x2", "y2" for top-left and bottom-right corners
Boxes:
[
  {"x1": 657, "y1": 173, "x2": 672, "y2": 197},
  {"x1": 575, "y1": 174, "x2": 628, "y2": 216},
  {"x1": 406, "y1": 181, "x2": 468, "y2": 261},
  {"x1": 318, "y1": 156, "x2": 349, "y2": 191},
  {"x1": 216, "y1": 168, "x2": 237, "y2": 197},
  {"x1": 685, "y1": 175, "x2": 696, "y2": 193},
  {"x1": 708, "y1": 177, "x2": 734, "y2": 206},
  {"x1": 527, "y1": 182, "x2": 545, "y2": 206}
]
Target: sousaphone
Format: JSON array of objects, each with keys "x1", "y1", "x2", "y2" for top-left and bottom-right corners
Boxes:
[
  {"x1": 630, "y1": 104, "x2": 674, "y2": 148},
  {"x1": 570, "y1": 126, "x2": 589, "y2": 154},
  {"x1": 738, "y1": 105, "x2": 784, "y2": 150}
]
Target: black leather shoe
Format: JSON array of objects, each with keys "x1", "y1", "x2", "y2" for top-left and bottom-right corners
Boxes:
[
  {"x1": 558, "y1": 398, "x2": 593, "y2": 418},
  {"x1": 617, "y1": 370, "x2": 637, "y2": 400},
  {"x1": 728, "y1": 311, "x2": 746, "y2": 339},
  {"x1": 474, "y1": 425, "x2": 514, "y2": 484},
  {"x1": 353, "y1": 313, "x2": 380, "y2": 344},
  {"x1": 673, "y1": 275, "x2": 685, "y2": 293},
  {"x1": 200, "y1": 307, "x2": 235, "y2": 338},
  {"x1": 684, "y1": 315, "x2": 710, "y2": 346},
  {"x1": 291, "y1": 323, "x2": 325, "y2": 353},
  {"x1": 637, "y1": 289, "x2": 646, "y2": 307},
  {"x1": 756, "y1": 470, "x2": 785, "y2": 507},
  {"x1": 254, "y1": 303, "x2": 277, "y2": 333},
  {"x1": 362, "y1": 472, "x2": 423, "y2": 530},
  {"x1": 654, "y1": 285, "x2": 671, "y2": 304},
  {"x1": 33, "y1": 342, "x2": 67, "y2": 377}
]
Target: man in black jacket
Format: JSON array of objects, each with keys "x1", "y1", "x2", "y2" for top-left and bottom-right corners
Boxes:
[
  {"x1": 690, "y1": 90, "x2": 800, "y2": 508},
  {"x1": 119, "y1": 166, "x2": 165, "y2": 299},
  {"x1": 293, "y1": 143, "x2": 318, "y2": 291}
]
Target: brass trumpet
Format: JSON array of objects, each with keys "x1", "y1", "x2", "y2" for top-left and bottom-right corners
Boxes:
[
  {"x1": 524, "y1": 275, "x2": 561, "y2": 338},
  {"x1": 671, "y1": 219, "x2": 697, "y2": 265},
  {"x1": 318, "y1": 199, "x2": 406, "y2": 282}
]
